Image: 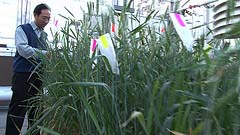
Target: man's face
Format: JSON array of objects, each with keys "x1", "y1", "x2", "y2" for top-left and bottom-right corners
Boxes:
[{"x1": 35, "y1": 9, "x2": 51, "y2": 29}]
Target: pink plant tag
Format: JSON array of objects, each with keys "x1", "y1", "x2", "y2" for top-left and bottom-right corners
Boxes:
[
  {"x1": 92, "y1": 39, "x2": 97, "y2": 52},
  {"x1": 174, "y1": 13, "x2": 186, "y2": 27}
]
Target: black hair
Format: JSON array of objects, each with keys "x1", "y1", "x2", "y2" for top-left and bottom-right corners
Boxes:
[{"x1": 33, "y1": 3, "x2": 51, "y2": 16}]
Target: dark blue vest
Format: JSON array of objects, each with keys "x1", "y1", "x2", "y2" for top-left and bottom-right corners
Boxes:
[{"x1": 13, "y1": 23, "x2": 47, "y2": 73}]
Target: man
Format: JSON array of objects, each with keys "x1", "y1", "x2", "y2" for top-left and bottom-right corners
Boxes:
[{"x1": 5, "y1": 3, "x2": 51, "y2": 135}]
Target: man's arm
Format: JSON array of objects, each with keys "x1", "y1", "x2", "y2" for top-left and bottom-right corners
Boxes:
[{"x1": 15, "y1": 26, "x2": 48, "y2": 59}]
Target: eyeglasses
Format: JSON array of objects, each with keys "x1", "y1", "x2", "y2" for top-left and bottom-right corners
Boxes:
[{"x1": 39, "y1": 16, "x2": 51, "y2": 21}]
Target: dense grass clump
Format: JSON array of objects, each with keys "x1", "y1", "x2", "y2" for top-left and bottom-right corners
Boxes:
[{"x1": 27, "y1": 1, "x2": 240, "y2": 135}]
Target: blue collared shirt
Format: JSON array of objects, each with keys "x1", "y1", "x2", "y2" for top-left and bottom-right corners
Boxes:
[{"x1": 15, "y1": 21, "x2": 47, "y2": 59}]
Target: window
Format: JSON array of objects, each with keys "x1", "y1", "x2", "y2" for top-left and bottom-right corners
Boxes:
[{"x1": 0, "y1": 0, "x2": 18, "y2": 47}]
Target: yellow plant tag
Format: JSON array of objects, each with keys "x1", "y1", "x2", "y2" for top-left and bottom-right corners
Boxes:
[{"x1": 100, "y1": 35, "x2": 109, "y2": 48}]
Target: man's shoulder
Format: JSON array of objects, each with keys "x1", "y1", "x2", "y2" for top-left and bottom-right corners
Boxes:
[
  {"x1": 19, "y1": 23, "x2": 31, "y2": 28},
  {"x1": 17, "y1": 23, "x2": 35, "y2": 36},
  {"x1": 19, "y1": 23, "x2": 34, "y2": 31}
]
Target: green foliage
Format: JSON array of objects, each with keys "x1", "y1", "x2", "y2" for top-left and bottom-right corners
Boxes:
[{"x1": 28, "y1": 1, "x2": 240, "y2": 135}]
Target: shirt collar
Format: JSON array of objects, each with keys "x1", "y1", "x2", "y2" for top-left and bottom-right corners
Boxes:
[{"x1": 30, "y1": 21, "x2": 43, "y2": 31}]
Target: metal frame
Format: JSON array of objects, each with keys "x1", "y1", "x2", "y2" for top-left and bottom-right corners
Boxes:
[{"x1": 113, "y1": 0, "x2": 135, "y2": 13}]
